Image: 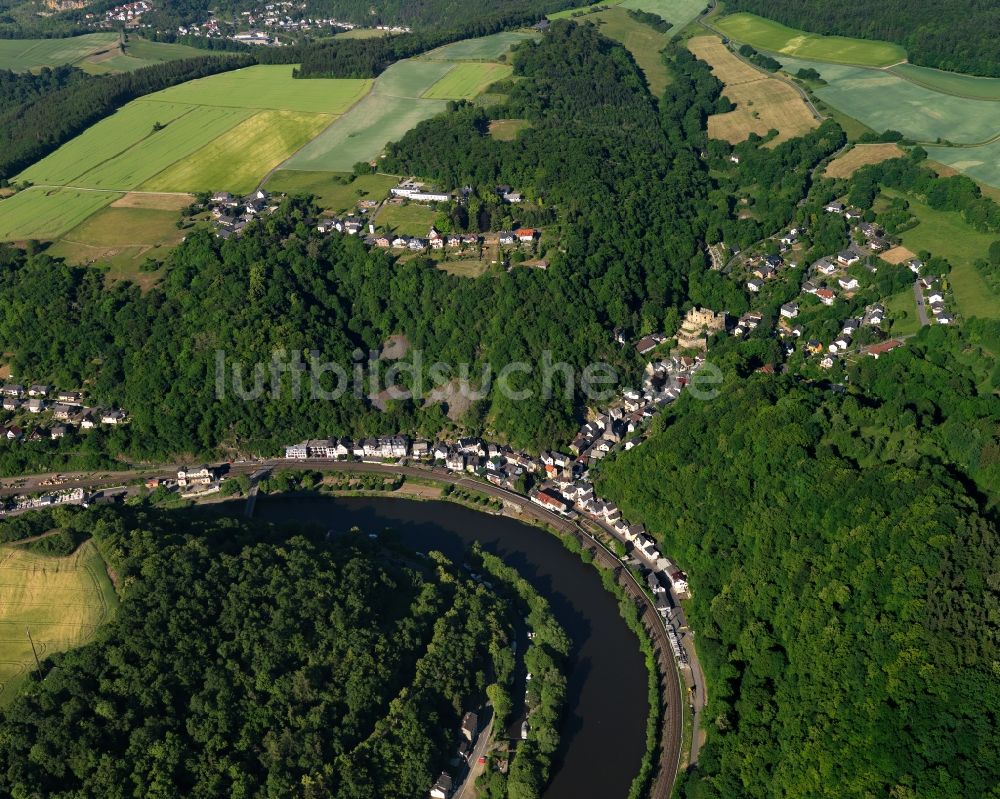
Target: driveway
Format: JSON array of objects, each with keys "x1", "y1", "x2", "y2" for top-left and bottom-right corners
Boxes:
[{"x1": 913, "y1": 280, "x2": 930, "y2": 326}]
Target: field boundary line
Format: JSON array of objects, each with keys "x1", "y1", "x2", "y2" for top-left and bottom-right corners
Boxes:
[{"x1": 259, "y1": 78, "x2": 379, "y2": 190}]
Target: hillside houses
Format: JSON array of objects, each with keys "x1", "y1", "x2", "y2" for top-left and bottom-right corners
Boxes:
[
  {"x1": 0, "y1": 383, "x2": 126, "y2": 443},
  {"x1": 211, "y1": 189, "x2": 280, "y2": 239}
]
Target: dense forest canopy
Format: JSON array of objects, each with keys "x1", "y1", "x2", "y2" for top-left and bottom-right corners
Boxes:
[
  {"x1": 0, "y1": 507, "x2": 518, "y2": 798},
  {"x1": 726, "y1": 0, "x2": 1000, "y2": 76},
  {"x1": 596, "y1": 323, "x2": 1000, "y2": 798}
]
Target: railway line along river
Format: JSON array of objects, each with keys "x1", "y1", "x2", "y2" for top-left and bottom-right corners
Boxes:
[{"x1": 255, "y1": 493, "x2": 650, "y2": 799}]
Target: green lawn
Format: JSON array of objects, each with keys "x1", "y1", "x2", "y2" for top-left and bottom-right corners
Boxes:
[
  {"x1": 0, "y1": 188, "x2": 121, "y2": 241},
  {"x1": 715, "y1": 12, "x2": 906, "y2": 67},
  {"x1": 422, "y1": 62, "x2": 513, "y2": 99},
  {"x1": 590, "y1": 6, "x2": 672, "y2": 96},
  {"x1": 883, "y1": 189, "x2": 1000, "y2": 319},
  {"x1": 925, "y1": 140, "x2": 1000, "y2": 192},
  {"x1": 150, "y1": 65, "x2": 372, "y2": 113},
  {"x1": 889, "y1": 63, "x2": 1000, "y2": 101},
  {"x1": 334, "y1": 28, "x2": 394, "y2": 39},
  {"x1": 143, "y1": 110, "x2": 332, "y2": 194},
  {"x1": 372, "y1": 59, "x2": 456, "y2": 98},
  {"x1": 619, "y1": 0, "x2": 706, "y2": 29},
  {"x1": 777, "y1": 56, "x2": 1000, "y2": 145},
  {"x1": 421, "y1": 32, "x2": 538, "y2": 61},
  {"x1": 0, "y1": 33, "x2": 118, "y2": 71},
  {"x1": 265, "y1": 171, "x2": 399, "y2": 212},
  {"x1": 883, "y1": 288, "x2": 921, "y2": 335},
  {"x1": 376, "y1": 202, "x2": 440, "y2": 236}
]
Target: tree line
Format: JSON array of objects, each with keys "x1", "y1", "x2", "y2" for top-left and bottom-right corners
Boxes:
[{"x1": 727, "y1": 0, "x2": 1000, "y2": 76}]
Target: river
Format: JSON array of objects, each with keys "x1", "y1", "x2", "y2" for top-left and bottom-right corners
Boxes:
[{"x1": 255, "y1": 494, "x2": 649, "y2": 799}]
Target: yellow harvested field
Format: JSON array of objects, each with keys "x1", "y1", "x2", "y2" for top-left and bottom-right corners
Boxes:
[
  {"x1": 689, "y1": 35, "x2": 818, "y2": 147},
  {"x1": 688, "y1": 36, "x2": 762, "y2": 85},
  {"x1": 111, "y1": 191, "x2": 194, "y2": 210},
  {"x1": 825, "y1": 143, "x2": 906, "y2": 178},
  {"x1": 880, "y1": 245, "x2": 917, "y2": 264},
  {"x1": 0, "y1": 542, "x2": 117, "y2": 705}
]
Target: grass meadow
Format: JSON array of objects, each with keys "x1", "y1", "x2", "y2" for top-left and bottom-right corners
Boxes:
[
  {"x1": 889, "y1": 63, "x2": 1000, "y2": 101},
  {"x1": 422, "y1": 62, "x2": 513, "y2": 99},
  {"x1": 589, "y1": 6, "x2": 673, "y2": 96},
  {"x1": 0, "y1": 33, "x2": 117, "y2": 71},
  {"x1": 421, "y1": 32, "x2": 537, "y2": 61},
  {"x1": 0, "y1": 188, "x2": 121, "y2": 241},
  {"x1": 883, "y1": 189, "x2": 1000, "y2": 319},
  {"x1": 264, "y1": 171, "x2": 398, "y2": 212},
  {"x1": 376, "y1": 202, "x2": 440, "y2": 236},
  {"x1": 46, "y1": 205, "x2": 188, "y2": 283},
  {"x1": 715, "y1": 13, "x2": 905, "y2": 67},
  {"x1": 0, "y1": 542, "x2": 118, "y2": 706},
  {"x1": 489, "y1": 118, "x2": 532, "y2": 141}
]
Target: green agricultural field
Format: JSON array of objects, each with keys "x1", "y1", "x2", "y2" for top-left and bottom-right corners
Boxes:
[
  {"x1": 264, "y1": 171, "x2": 399, "y2": 212},
  {"x1": 372, "y1": 59, "x2": 456, "y2": 98},
  {"x1": 150, "y1": 65, "x2": 372, "y2": 113},
  {"x1": 778, "y1": 57, "x2": 1000, "y2": 145},
  {"x1": 0, "y1": 188, "x2": 121, "y2": 241},
  {"x1": 883, "y1": 189, "x2": 1000, "y2": 319},
  {"x1": 70, "y1": 106, "x2": 253, "y2": 190},
  {"x1": 376, "y1": 202, "x2": 439, "y2": 236},
  {"x1": 422, "y1": 62, "x2": 513, "y2": 99},
  {"x1": 421, "y1": 32, "x2": 538, "y2": 61},
  {"x1": 716, "y1": 12, "x2": 905, "y2": 67},
  {"x1": 285, "y1": 92, "x2": 448, "y2": 172},
  {"x1": 889, "y1": 63, "x2": 1000, "y2": 101},
  {"x1": 0, "y1": 542, "x2": 118, "y2": 706},
  {"x1": 143, "y1": 110, "x2": 332, "y2": 194},
  {"x1": 334, "y1": 28, "x2": 394, "y2": 39},
  {"x1": 80, "y1": 36, "x2": 206, "y2": 74},
  {"x1": 590, "y1": 6, "x2": 672, "y2": 95},
  {"x1": 17, "y1": 101, "x2": 206, "y2": 186},
  {"x1": 926, "y1": 140, "x2": 1000, "y2": 191},
  {"x1": 0, "y1": 33, "x2": 118, "y2": 71}
]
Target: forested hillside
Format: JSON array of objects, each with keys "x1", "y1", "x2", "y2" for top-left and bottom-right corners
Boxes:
[
  {"x1": 596, "y1": 324, "x2": 1000, "y2": 798},
  {"x1": 0, "y1": 22, "x2": 725, "y2": 455},
  {"x1": 726, "y1": 0, "x2": 1000, "y2": 76},
  {"x1": 0, "y1": 507, "x2": 517, "y2": 798}
]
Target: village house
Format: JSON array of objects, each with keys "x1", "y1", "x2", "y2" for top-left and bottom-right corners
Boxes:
[
  {"x1": 814, "y1": 259, "x2": 837, "y2": 276},
  {"x1": 815, "y1": 288, "x2": 836, "y2": 306},
  {"x1": 824, "y1": 201, "x2": 844, "y2": 214},
  {"x1": 780, "y1": 302, "x2": 799, "y2": 319},
  {"x1": 28, "y1": 384, "x2": 50, "y2": 397},
  {"x1": 865, "y1": 339, "x2": 903, "y2": 359},
  {"x1": 837, "y1": 250, "x2": 861, "y2": 267},
  {"x1": 26, "y1": 398, "x2": 46, "y2": 413},
  {"x1": 532, "y1": 488, "x2": 569, "y2": 514},
  {"x1": 515, "y1": 228, "x2": 538, "y2": 243},
  {"x1": 838, "y1": 276, "x2": 860, "y2": 291},
  {"x1": 430, "y1": 772, "x2": 453, "y2": 799}
]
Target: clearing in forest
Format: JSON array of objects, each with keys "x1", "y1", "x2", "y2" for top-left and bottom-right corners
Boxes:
[
  {"x1": 825, "y1": 143, "x2": 906, "y2": 178},
  {"x1": 0, "y1": 542, "x2": 118, "y2": 706},
  {"x1": 588, "y1": 6, "x2": 673, "y2": 96},
  {"x1": 715, "y1": 13, "x2": 905, "y2": 68},
  {"x1": 689, "y1": 36, "x2": 817, "y2": 146}
]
